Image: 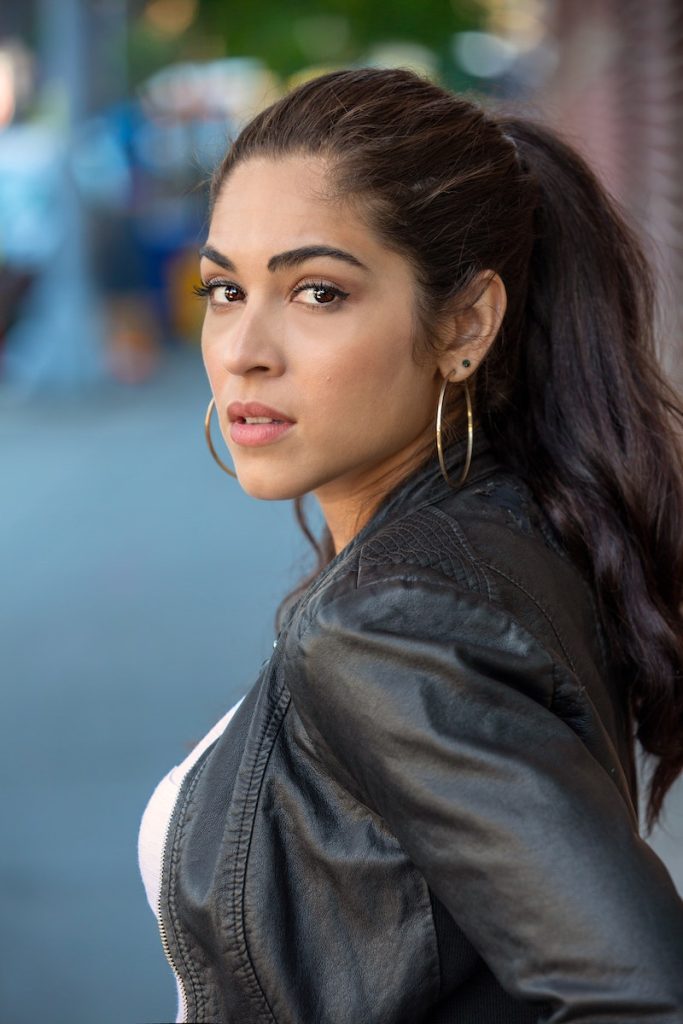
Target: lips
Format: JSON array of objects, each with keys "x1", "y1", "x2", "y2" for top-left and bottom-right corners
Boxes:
[
  {"x1": 226, "y1": 400, "x2": 295, "y2": 449},
  {"x1": 227, "y1": 401, "x2": 295, "y2": 425}
]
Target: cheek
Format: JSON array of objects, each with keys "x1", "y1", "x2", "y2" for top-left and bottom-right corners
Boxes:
[
  {"x1": 325, "y1": 303, "x2": 412, "y2": 382},
  {"x1": 302, "y1": 311, "x2": 428, "y2": 435}
]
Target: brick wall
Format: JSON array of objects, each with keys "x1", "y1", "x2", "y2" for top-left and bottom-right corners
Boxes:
[{"x1": 538, "y1": 0, "x2": 682, "y2": 386}]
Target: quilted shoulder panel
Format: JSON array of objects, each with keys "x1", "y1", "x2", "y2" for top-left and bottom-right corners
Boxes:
[{"x1": 357, "y1": 507, "x2": 493, "y2": 598}]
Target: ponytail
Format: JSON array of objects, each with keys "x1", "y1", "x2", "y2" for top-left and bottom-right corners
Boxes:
[{"x1": 489, "y1": 117, "x2": 683, "y2": 830}]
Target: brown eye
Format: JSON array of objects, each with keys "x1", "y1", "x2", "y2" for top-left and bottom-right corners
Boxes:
[
  {"x1": 313, "y1": 287, "x2": 336, "y2": 304},
  {"x1": 205, "y1": 282, "x2": 245, "y2": 306},
  {"x1": 293, "y1": 281, "x2": 350, "y2": 307},
  {"x1": 193, "y1": 280, "x2": 245, "y2": 305}
]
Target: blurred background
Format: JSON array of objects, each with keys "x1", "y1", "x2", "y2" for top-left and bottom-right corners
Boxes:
[{"x1": 1, "y1": 1, "x2": 681, "y2": 1021}]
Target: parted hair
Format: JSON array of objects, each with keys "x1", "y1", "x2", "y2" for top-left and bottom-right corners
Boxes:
[{"x1": 211, "y1": 67, "x2": 683, "y2": 830}]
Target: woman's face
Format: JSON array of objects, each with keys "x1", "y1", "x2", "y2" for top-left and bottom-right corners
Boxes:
[{"x1": 200, "y1": 155, "x2": 442, "y2": 531}]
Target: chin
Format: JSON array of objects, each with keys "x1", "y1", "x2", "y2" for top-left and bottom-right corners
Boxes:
[{"x1": 235, "y1": 467, "x2": 309, "y2": 502}]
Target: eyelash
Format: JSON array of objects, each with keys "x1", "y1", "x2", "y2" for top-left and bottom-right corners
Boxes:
[
  {"x1": 293, "y1": 280, "x2": 351, "y2": 305},
  {"x1": 192, "y1": 278, "x2": 350, "y2": 308}
]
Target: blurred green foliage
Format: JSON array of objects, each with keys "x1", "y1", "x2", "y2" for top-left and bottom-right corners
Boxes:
[
  {"x1": 200, "y1": 0, "x2": 484, "y2": 76},
  {"x1": 129, "y1": 0, "x2": 487, "y2": 87}
]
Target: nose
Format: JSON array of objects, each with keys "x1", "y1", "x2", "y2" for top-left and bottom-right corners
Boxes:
[{"x1": 218, "y1": 302, "x2": 286, "y2": 378}]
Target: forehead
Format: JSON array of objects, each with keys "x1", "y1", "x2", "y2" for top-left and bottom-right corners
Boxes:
[{"x1": 208, "y1": 155, "x2": 377, "y2": 258}]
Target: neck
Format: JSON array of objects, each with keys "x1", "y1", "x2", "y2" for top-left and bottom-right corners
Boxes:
[{"x1": 314, "y1": 432, "x2": 434, "y2": 555}]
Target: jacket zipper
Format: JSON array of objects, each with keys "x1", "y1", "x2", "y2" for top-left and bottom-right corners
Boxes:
[
  {"x1": 150, "y1": 693, "x2": 249, "y2": 1023},
  {"x1": 157, "y1": 803, "x2": 189, "y2": 1021}
]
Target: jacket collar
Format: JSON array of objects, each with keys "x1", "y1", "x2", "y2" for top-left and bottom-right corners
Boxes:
[
  {"x1": 365, "y1": 425, "x2": 500, "y2": 533},
  {"x1": 279, "y1": 427, "x2": 503, "y2": 632},
  {"x1": 323, "y1": 426, "x2": 501, "y2": 575}
]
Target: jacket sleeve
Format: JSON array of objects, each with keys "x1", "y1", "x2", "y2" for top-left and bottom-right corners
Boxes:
[{"x1": 290, "y1": 570, "x2": 683, "y2": 1023}]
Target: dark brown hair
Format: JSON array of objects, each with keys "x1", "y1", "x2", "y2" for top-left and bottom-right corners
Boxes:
[{"x1": 211, "y1": 67, "x2": 683, "y2": 829}]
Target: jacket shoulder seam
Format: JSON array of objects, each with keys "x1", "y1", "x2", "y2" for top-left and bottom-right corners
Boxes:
[
  {"x1": 355, "y1": 504, "x2": 496, "y2": 601},
  {"x1": 428, "y1": 506, "x2": 495, "y2": 602},
  {"x1": 480, "y1": 560, "x2": 578, "y2": 679}
]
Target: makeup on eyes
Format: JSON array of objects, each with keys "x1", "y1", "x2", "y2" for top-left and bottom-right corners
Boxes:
[{"x1": 193, "y1": 278, "x2": 350, "y2": 308}]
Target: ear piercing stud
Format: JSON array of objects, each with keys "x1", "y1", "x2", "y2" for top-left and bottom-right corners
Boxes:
[{"x1": 447, "y1": 359, "x2": 471, "y2": 381}]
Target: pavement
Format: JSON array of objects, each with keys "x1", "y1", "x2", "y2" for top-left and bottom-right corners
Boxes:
[
  {"x1": 0, "y1": 346, "x2": 306, "y2": 1023},
  {"x1": 1, "y1": 345, "x2": 681, "y2": 1024}
]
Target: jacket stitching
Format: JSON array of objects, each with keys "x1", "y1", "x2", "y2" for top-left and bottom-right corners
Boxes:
[
  {"x1": 229, "y1": 707, "x2": 281, "y2": 1023},
  {"x1": 241, "y1": 691, "x2": 293, "y2": 1022},
  {"x1": 357, "y1": 509, "x2": 473, "y2": 588},
  {"x1": 354, "y1": 573, "x2": 465, "y2": 589},
  {"x1": 480, "y1": 561, "x2": 578, "y2": 678},
  {"x1": 428, "y1": 507, "x2": 495, "y2": 602},
  {"x1": 550, "y1": 661, "x2": 639, "y2": 825},
  {"x1": 167, "y1": 752, "x2": 215, "y2": 1020},
  {"x1": 226, "y1": 678, "x2": 291, "y2": 1023},
  {"x1": 292, "y1": 464, "x2": 497, "y2": 622}
]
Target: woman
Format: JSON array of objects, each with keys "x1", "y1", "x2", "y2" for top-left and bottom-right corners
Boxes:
[{"x1": 139, "y1": 68, "x2": 683, "y2": 1022}]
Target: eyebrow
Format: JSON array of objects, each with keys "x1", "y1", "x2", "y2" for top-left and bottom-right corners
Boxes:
[{"x1": 198, "y1": 243, "x2": 367, "y2": 273}]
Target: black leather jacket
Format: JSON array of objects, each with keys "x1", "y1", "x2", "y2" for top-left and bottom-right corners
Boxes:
[{"x1": 159, "y1": 429, "x2": 683, "y2": 1023}]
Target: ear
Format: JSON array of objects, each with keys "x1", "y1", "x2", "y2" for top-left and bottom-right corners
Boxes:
[{"x1": 435, "y1": 270, "x2": 507, "y2": 381}]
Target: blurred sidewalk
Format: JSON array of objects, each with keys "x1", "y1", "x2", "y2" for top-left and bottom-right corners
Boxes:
[{"x1": 0, "y1": 345, "x2": 305, "y2": 1024}]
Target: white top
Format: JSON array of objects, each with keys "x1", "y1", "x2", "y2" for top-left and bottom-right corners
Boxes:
[{"x1": 138, "y1": 696, "x2": 244, "y2": 1022}]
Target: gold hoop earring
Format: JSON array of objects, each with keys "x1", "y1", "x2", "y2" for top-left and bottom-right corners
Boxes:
[
  {"x1": 436, "y1": 373, "x2": 473, "y2": 489},
  {"x1": 204, "y1": 397, "x2": 236, "y2": 478}
]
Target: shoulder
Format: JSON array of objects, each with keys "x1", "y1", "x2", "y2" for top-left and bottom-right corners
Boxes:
[
  {"x1": 287, "y1": 472, "x2": 565, "y2": 721},
  {"x1": 296, "y1": 465, "x2": 597, "y2": 672},
  {"x1": 284, "y1": 466, "x2": 637, "y2": 814}
]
